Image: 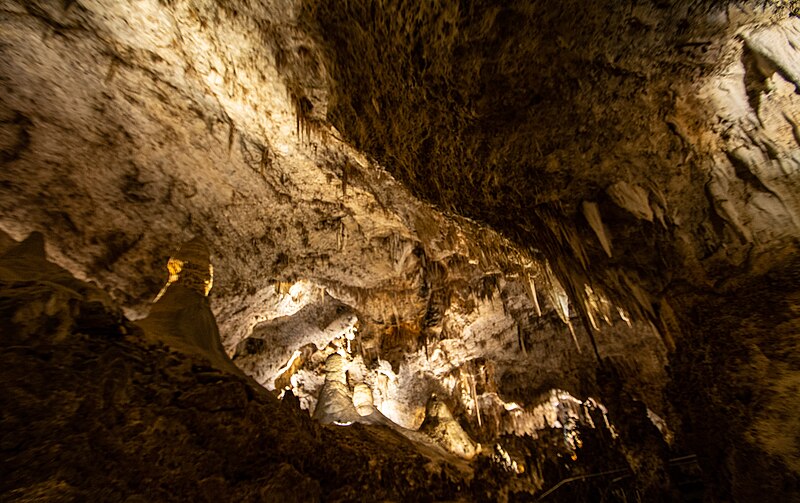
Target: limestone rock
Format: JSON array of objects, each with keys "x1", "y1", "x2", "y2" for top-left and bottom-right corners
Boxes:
[
  {"x1": 0, "y1": 234, "x2": 473, "y2": 501},
  {"x1": 420, "y1": 395, "x2": 480, "y2": 460},
  {"x1": 2, "y1": 0, "x2": 799, "y2": 499}
]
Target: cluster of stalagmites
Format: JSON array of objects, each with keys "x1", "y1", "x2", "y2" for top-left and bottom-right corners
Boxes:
[
  {"x1": 146, "y1": 236, "x2": 505, "y2": 466},
  {"x1": 3, "y1": 231, "x2": 686, "y2": 501},
  {"x1": 0, "y1": 232, "x2": 488, "y2": 501},
  {"x1": 100, "y1": 232, "x2": 487, "y2": 460},
  {"x1": 311, "y1": 352, "x2": 482, "y2": 460}
]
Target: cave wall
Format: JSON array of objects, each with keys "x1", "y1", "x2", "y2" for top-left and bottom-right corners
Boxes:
[
  {"x1": 0, "y1": 0, "x2": 670, "y2": 430},
  {"x1": 0, "y1": 0, "x2": 476, "y2": 346},
  {"x1": 1, "y1": 0, "x2": 799, "y2": 499},
  {"x1": 297, "y1": 1, "x2": 800, "y2": 498},
  {"x1": 0, "y1": 232, "x2": 477, "y2": 502}
]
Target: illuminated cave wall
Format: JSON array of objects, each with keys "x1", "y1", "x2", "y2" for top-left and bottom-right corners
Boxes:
[{"x1": 1, "y1": 1, "x2": 799, "y2": 501}]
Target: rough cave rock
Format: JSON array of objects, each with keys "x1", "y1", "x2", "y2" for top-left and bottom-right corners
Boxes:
[{"x1": 1, "y1": 0, "x2": 799, "y2": 501}]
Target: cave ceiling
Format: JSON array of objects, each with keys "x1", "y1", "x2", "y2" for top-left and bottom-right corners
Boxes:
[
  {"x1": 1, "y1": 0, "x2": 799, "y2": 500},
  {"x1": 298, "y1": 0, "x2": 800, "y2": 307}
]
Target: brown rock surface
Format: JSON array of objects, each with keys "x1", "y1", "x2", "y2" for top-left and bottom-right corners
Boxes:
[
  {"x1": 0, "y1": 235, "x2": 471, "y2": 501},
  {"x1": 1, "y1": 0, "x2": 799, "y2": 499}
]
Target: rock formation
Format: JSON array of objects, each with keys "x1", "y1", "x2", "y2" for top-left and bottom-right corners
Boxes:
[
  {"x1": 419, "y1": 394, "x2": 480, "y2": 460},
  {"x1": 0, "y1": 232, "x2": 472, "y2": 501},
  {"x1": 312, "y1": 353, "x2": 361, "y2": 424},
  {"x1": 1, "y1": 0, "x2": 799, "y2": 500},
  {"x1": 136, "y1": 236, "x2": 235, "y2": 372}
]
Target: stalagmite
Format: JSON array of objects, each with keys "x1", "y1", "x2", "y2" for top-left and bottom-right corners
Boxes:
[
  {"x1": 135, "y1": 237, "x2": 236, "y2": 373},
  {"x1": 312, "y1": 353, "x2": 361, "y2": 424},
  {"x1": 352, "y1": 383, "x2": 375, "y2": 416},
  {"x1": 419, "y1": 394, "x2": 480, "y2": 459},
  {"x1": 153, "y1": 237, "x2": 214, "y2": 302}
]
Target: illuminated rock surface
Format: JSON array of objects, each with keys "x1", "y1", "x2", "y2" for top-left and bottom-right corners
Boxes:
[
  {"x1": 1, "y1": 0, "x2": 799, "y2": 500},
  {"x1": 0, "y1": 234, "x2": 473, "y2": 501}
]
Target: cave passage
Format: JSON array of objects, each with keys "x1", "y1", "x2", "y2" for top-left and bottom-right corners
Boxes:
[{"x1": 1, "y1": 1, "x2": 799, "y2": 501}]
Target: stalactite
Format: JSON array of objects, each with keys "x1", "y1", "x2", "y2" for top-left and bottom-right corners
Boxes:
[
  {"x1": 581, "y1": 201, "x2": 613, "y2": 258},
  {"x1": 525, "y1": 272, "x2": 542, "y2": 317},
  {"x1": 472, "y1": 371, "x2": 482, "y2": 428},
  {"x1": 567, "y1": 320, "x2": 581, "y2": 353}
]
